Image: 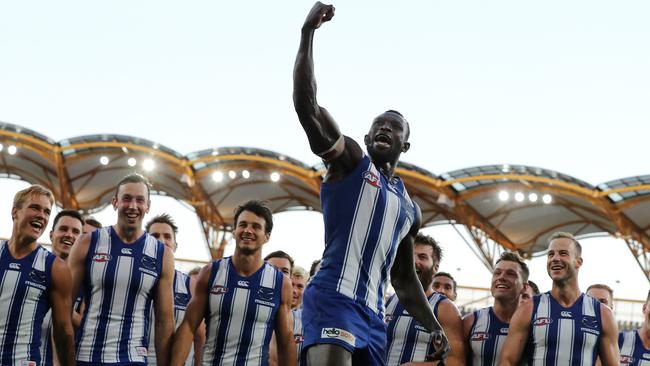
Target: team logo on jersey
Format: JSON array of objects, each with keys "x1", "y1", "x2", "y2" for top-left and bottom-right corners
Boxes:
[
  {"x1": 363, "y1": 171, "x2": 381, "y2": 188},
  {"x1": 141, "y1": 255, "x2": 157, "y2": 270},
  {"x1": 20, "y1": 361, "x2": 36, "y2": 366},
  {"x1": 321, "y1": 327, "x2": 356, "y2": 347},
  {"x1": 135, "y1": 346, "x2": 148, "y2": 356},
  {"x1": 581, "y1": 316, "x2": 598, "y2": 329},
  {"x1": 258, "y1": 287, "x2": 275, "y2": 301},
  {"x1": 294, "y1": 334, "x2": 304, "y2": 343},
  {"x1": 533, "y1": 317, "x2": 553, "y2": 326},
  {"x1": 644, "y1": 353, "x2": 650, "y2": 360},
  {"x1": 174, "y1": 293, "x2": 190, "y2": 307},
  {"x1": 28, "y1": 269, "x2": 46, "y2": 284},
  {"x1": 470, "y1": 332, "x2": 490, "y2": 341},
  {"x1": 121, "y1": 248, "x2": 133, "y2": 255},
  {"x1": 237, "y1": 280, "x2": 250, "y2": 287},
  {"x1": 211, "y1": 285, "x2": 228, "y2": 295},
  {"x1": 620, "y1": 355, "x2": 634, "y2": 364},
  {"x1": 9, "y1": 263, "x2": 20, "y2": 270},
  {"x1": 93, "y1": 253, "x2": 112, "y2": 262},
  {"x1": 500, "y1": 327, "x2": 509, "y2": 334},
  {"x1": 560, "y1": 311, "x2": 572, "y2": 318}
]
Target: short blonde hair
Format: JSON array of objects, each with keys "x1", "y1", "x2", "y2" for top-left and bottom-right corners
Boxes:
[
  {"x1": 13, "y1": 184, "x2": 55, "y2": 209},
  {"x1": 291, "y1": 265, "x2": 309, "y2": 280}
]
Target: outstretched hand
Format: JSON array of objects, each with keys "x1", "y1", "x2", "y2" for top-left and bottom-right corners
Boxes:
[
  {"x1": 303, "y1": 2, "x2": 335, "y2": 30},
  {"x1": 426, "y1": 329, "x2": 450, "y2": 365}
]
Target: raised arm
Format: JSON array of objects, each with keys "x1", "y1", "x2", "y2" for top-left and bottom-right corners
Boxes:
[
  {"x1": 154, "y1": 246, "x2": 175, "y2": 366},
  {"x1": 50, "y1": 257, "x2": 76, "y2": 365},
  {"x1": 172, "y1": 264, "x2": 212, "y2": 366},
  {"x1": 390, "y1": 205, "x2": 448, "y2": 361},
  {"x1": 499, "y1": 300, "x2": 533, "y2": 366},
  {"x1": 598, "y1": 303, "x2": 620, "y2": 366},
  {"x1": 293, "y1": 2, "x2": 363, "y2": 172}
]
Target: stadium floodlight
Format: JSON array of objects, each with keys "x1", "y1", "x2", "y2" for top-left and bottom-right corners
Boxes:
[
  {"x1": 127, "y1": 157, "x2": 137, "y2": 167},
  {"x1": 498, "y1": 191, "x2": 509, "y2": 201},
  {"x1": 514, "y1": 192, "x2": 525, "y2": 202},
  {"x1": 7, "y1": 145, "x2": 17, "y2": 155},
  {"x1": 542, "y1": 194, "x2": 553, "y2": 204},
  {"x1": 0, "y1": 143, "x2": 3, "y2": 152},
  {"x1": 528, "y1": 192, "x2": 538, "y2": 202},
  {"x1": 270, "y1": 172, "x2": 280, "y2": 182},
  {"x1": 212, "y1": 171, "x2": 224, "y2": 182},
  {"x1": 228, "y1": 170, "x2": 237, "y2": 179},
  {"x1": 143, "y1": 158, "x2": 155, "y2": 171},
  {"x1": 242, "y1": 170, "x2": 250, "y2": 179},
  {"x1": 100, "y1": 156, "x2": 109, "y2": 165}
]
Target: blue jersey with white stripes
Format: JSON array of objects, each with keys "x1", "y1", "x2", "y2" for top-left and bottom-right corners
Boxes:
[
  {"x1": 468, "y1": 307, "x2": 510, "y2": 366},
  {"x1": 203, "y1": 257, "x2": 284, "y2": 366},
  {"x1": 310, "y1": 155, "x2": 416, "y2": 315},
  {"x1": 0, "y1": 241, "x2": 56, "y2": 366},
  {"x1": 384, "y1": 292, "x2": 446, "y2": 365},
  {"x1": 292, "y1": 308, "x2": 304, "y2": 366},
  {"x1": 148, "y1": 269, "x2": 193, "y2": 365},
  {"x1": 526, "y1": 292, "x2": 602, "y2": 366},
  {"x1": 76, "y1": 227, "x2": 165, "y2": 365},
  {"x1": 619, "y1": 330, "x2": 650, "y2": 365}
]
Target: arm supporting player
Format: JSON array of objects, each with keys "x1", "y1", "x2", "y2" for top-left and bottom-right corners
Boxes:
[
  {"x1": 50, "y1": 257, "x2": 76, "y2": 365},
  {"x1": 68, "y1": 233, "x2": 91, "y2": 318},
  {"x1": 390, "y1": 205, "x2": 448, "y2": 360},
  {"x1": 171, "y1": 264, "x2": 212, "y2": 365},
  {"x1": 154, "y1": 245, "x2": 176, "y2": 366},
  {"x1": 598, "y1": 303, "x2": 620, "y2": 366},
  {"x1": 498, "y1": 300, "x2": 533, "y2": 365},
  {"x1": 275, "y1": 275, "x2": 298, "y2": 366}
]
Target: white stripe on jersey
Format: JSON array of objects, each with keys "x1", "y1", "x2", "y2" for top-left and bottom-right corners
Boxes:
[
  {"x1": 40, "y1": 309, "x2": 52, "y2": 364},
  {"x1": 532, "y1": 293, "x2": 551, "y2": 366},
  {"x1": 387, "y1": 314, "x2": 413, "y2": 364},
  {"x1": 204, "y1": 261, "x2": 229, "y2": 362},
  {"x1": 620, "y1": 331, "x2": 635, "y2": 363},
  {"x1": 338, "y1": 160, "x2": 379, "y2": 300},
  {"x1": 110, "y1": 255, "x2": 135, "y2": 362},
  {"x1": 555, "y1": 318, "x2": 575, "y2": 365},
  {"x1": 0, "y1": 270, "x2": 21, "y2": 354},
  {"x1": 470, "y1": 308, "x2": 490, "y2": 366},
  {"x1": 580, "y1": 298, "x2": 598, "y2": 366}
]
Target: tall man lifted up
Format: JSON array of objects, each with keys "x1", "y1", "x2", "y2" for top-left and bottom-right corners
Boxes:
[{"x1": 293, "y1": 2, "x2": 448, "y2": 365}]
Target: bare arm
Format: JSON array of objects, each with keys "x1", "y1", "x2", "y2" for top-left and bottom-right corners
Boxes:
[
  {"x1": 461, "y1": 313, "x2": 475, "y2": 364},
  {"x1": 598, "y1": 303, "x2": 620, "y2": 366},
  {"x1": 172, "y1": 264, "x2": 212, "y2": 366},
  {"x1": 499, "y1": 300, "x2": 533, "y2": 366},
  {"x1": 189, "y1": 275, "x2": 205, "y2": 366},
  {"x1": 68, "y1": 233, "x2": 91, "y2": 312},
  {"x1": 275, "y1": 276, "x2": 297, "y2": 366},
  {"x1": 50, "y1": 258, "x2": 76, "y2": 365},
  {"x1": 154, "y1": 246, "x2": 175, "y2": 366},
  {"x1": 293, "y1": 2, "x2": 363, "y2": 176}
]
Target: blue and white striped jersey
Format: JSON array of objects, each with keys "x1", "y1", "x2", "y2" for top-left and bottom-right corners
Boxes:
[
  {"x1": 76, "y1": 227, "x2": 164, "y2": 365},
  {"x1": 0, "y1": 241, "x2": 56, "y2": 366},
  {"x1": 292, "y1": 308, "x2": 304, "y2": 366},
  {"x1": 384, "y1": 292, "x2": 446, "y2": 365},
  {"x1": 619, "y1": 329, "x2": 650, "y2": 365},
  {"x1": 468, "y1": 307, "x2": 510, "y2": 366},
  {"x1": 526, "y1": 292, "x2": 602, "y2": 366},
  {"x1": 203, "y1": 257, "x2": 284, "y2": 366},
  {"x1": 148, "y1": 269, "x2": 193, "y2": 366},
  {"x1": 310, "y1": 155, "x2": 416, "y2": 315},
  {"x1": 40, "y1": 310, "x2": 53, "y2": 366}
]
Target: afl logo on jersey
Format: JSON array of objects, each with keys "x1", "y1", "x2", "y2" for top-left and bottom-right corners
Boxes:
[
  {"x1": 470, "y1": 332, "x2": 490, "y2": 341},
  {"x1": 93, "y1": 253, "x2": 112, "y2": 262},
  {"x1": 363, "y1": 171, "x2": 381, "y2": 188},
  {"x1": 211, "y1": 285, "x2": 228, "y2": 295},
  {"x1": 294, "y1": 334, "x2": 304, "y2": 343},
  {"x1": 620, "y1": 355, "x2": 634, "y2": 364},
  {"x1": 533, "y1": 317, "x2": 553, "y2": 326}
]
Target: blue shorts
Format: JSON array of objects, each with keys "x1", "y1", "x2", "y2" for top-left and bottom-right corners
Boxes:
[{"x1": 301, "y1": 285, "x2": 387, "y2": 366}]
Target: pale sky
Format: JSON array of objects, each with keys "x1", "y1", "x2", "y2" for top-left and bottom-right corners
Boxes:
[{"x1": 1, "y1": 1, "x2": 649, "y2": 301}]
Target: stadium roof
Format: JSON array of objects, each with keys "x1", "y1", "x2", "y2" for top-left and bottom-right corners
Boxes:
[{"x1": 2, "y1": 121, "x2": 649, "y2": 280}]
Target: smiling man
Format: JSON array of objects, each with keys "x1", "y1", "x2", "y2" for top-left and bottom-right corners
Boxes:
[
  {"x1": 171, "y1": 200, "x2": 295, "y2": 366},
  {"x1": 293, "y1": 2, "x2": 447, "y2": 365},
  {"x1": 500, "y1": 232, "x2": 620, "y2": 366},
  {"x1": 68, "y1": 173, "x2": 175, "y2": 366},
  {"x1": 462, "y1": 251, "x2": 529, "y2": 366},
  {"x1": 0, "y1": 185, "x2": 75, "y2": 365}
]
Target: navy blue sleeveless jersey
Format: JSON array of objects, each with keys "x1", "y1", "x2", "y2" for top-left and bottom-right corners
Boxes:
[
  {"x1": 309, "y1": 155, "x2": 416, "y2": 315},
  {"x1": 619, "y1": 329, "x2": 650, "y2": 365},
  {"x1": 384, "y1": 292, "x2": 446, "y2": 365},
  {"x1": 0, "y1": 241, "x2": 56, "y2": 365},
  {"x1": 467, "y1": 307, "x2": 510, "y2": 366},
  {"x1": 526, "y1": 292, "x2": 602, "y2": 366},
  {"x1": 203, "y1": 257, "x2": 284, "y2": 365},
  {"x1": 76, "y1": 227, "x2": 165, "y2": 365}
]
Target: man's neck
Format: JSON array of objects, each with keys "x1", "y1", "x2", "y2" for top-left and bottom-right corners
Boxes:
[
  {"x1": 232, "y1": 251, "x2": 263, "y2": 277},
  {"x1": 493, "y1": 297, "x2": 519, "y2": 323},
  {"x1": 424, "y1": 283, "x2": 434, "y2": 298},
  {"x1": 113, "y1": 224, "x2": 143, "y2": 244},
  {"x1": 639, "y1": 322, "x2": 650, "y2": 349},
  {"x1": 7, "y1": 234, "x2": 38, "y2": 259},
  {"x1": 551, "y1": 279, "x2": 581, "y2": 307}
]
